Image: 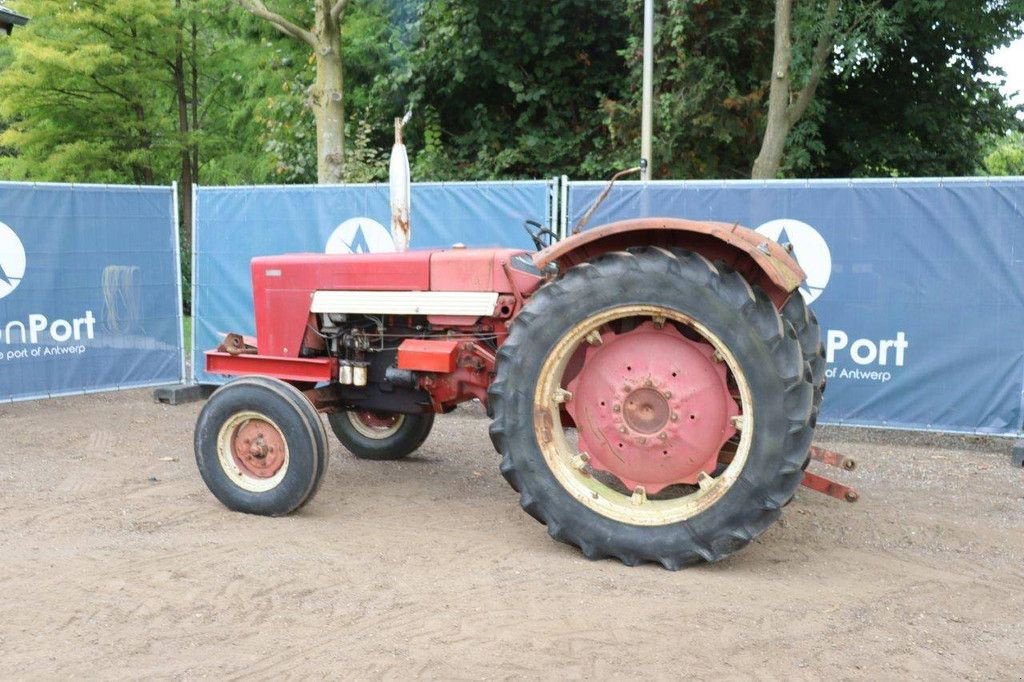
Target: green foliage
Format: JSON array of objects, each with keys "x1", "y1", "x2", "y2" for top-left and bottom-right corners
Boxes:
[
  {"x1": 343, "y1": 110, "x2": 389, "y2": 183},
  {"x1": 608, "y1": 0, "x2": 774, "y2": 179},
  {"x1": 983, "y1": 131, "x2": 1024, "y2": 175},
  {"x1": 411, "y1": 105, "x2": 457, "y2": 180},
  {"x1": 0, "y1": 0, "x2": 173, "y2": 183},
  {"x1": 1, "y1": 0, "x2": 1022, "y2": 189},
  {"x1": 402, "y1": 0, "x2": 631, "y2": 179},
  {"x1": 0, "y1": 0, "x2": 279, "y2": 185},
  {"x1": 818, "y1": 0, "x2": 1024, "y2": 177},
  {"x1": 261, "y1": 73, "x2": 318, "y2": 183},
  {"x1": 243, "y1": 0, "x2": 409, "y2": 184}
]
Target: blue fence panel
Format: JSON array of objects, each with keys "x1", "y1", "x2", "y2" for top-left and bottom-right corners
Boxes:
[
  {"x1": 0, "y1": 182, "x2": 183, "y2": 401},
  {"x1": 567, "y1": 179, "x2": 1024, "y2": 436},
  {"x1": 193, "y1": 181, "x2": 550, "y2": 384}
]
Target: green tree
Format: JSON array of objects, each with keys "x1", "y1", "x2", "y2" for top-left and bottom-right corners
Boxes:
[
  {"x1": 0, "y1": 0, "x2": 174, "y2": 184},
  {"x1": 0, "y1": 0, "x2": 291, "y2": 309},
  {"x1": 982, "y1": 131, "x2": 1024, "y2": 175},
  {"x1": 608, "y1": 0, "x2": 1021, "y2": 180},
  {"x1": 752, "y1": 0, "x2": 892, "y2": 179},
  {"x1": 237, "y1": 0, "x2": 352, "y2": 184},
  {"x1": 2, "y1": 0, "x2": 1021, "y2": 194},
  {"x1": 817, "y1": 0, "x2": 1024, "y2": 177},
  {"x1": 606, "y1": 1, "x2": 773, "y2": 179},
  {"x1": 252, "y1": 0, "x2": 410, "y2": 183},
  {"x1": 402, "y1": 0, "x2": 630, "y2": 180}
]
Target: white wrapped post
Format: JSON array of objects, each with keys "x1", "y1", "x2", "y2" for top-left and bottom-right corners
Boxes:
[{"x1": 389, "y1": 112, "x2": 412, "y2": 252}]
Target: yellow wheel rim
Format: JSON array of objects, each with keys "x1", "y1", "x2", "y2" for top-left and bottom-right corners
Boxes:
[
  {"x1": 533, "y1": 304, "x2": 753, "y2": 526},
  {"x1": 216, "y1": 411, "x2": 290, "y2": 492}
]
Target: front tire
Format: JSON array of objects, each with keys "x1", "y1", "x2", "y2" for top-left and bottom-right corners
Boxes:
[
  {"x1": 488, "y1": 247, "x2": 815, "y2": 568},
  {"x1": 328, "y1": 410, "x2": 435, "y2": 460},
  {"x1": 195, "y1": 376, "x2": 327, "y2": 516}
]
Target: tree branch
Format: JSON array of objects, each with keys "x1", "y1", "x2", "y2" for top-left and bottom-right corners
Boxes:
[
  {"x1": 331, "y1": 0, "x2": 349, "y2": 23},
  {"x1": 787, "y1": 0, "x2": 840, "y2": 126},
  {"x1": 237, "y1": 0, "x2": 314, "y2": 46}
]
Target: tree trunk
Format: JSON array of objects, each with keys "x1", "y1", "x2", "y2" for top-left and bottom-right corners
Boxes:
[
  {"x1": 190, "y1": 11, "x2": 200, "y2": 185},
  {"x1": 752, "y1": 0, "x2": 840, "y2": 180},
  {"x1": 752, "y1": 0, "x2": 793, "y2": 180},
  {"x1": 135, "y1": 103, "x2": 155, "y2": 185},
  {"x1": 237, "y1": 0, "x2": 348, "y2": 184},
  {"x1": 173, "y1": 0, "x2": 193, "y2": 237},
  {"x1": 313, "y1": 1, "x2": 345, "y2": 184}
]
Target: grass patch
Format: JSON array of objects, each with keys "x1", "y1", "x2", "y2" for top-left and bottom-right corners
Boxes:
[{"x1": 183, "y1": 315, "x2": 192, "y2": 357}]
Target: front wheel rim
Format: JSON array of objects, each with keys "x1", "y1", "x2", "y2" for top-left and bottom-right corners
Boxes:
[
  {"x1": 216, "y1": 411, "x2": 290, "y2": 492},
  {"x1": 533, "y1": 304, "x2": 754, "y2": 526}
]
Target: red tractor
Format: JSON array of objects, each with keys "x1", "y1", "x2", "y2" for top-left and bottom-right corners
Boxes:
[{"x1": 194, "y1": 217, "x2": 850, "y2": 569}]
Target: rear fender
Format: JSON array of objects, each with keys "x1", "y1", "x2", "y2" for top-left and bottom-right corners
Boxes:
[{"x1": 533, "y1": 218, "x2": 804, "y2": 307}]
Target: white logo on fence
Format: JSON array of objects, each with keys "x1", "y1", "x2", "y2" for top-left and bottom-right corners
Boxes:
[
  {"x1": 755, "y1": 218, "x2": 832, "y2": 304},
  {"x1": 325, "y1": 217, "x2": 396, "y2": 254},
  {"x1": 0, "y1": 221, "x2": 27, "y2": 300}
]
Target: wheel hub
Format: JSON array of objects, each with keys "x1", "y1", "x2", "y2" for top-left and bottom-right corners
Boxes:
[
  {"x1": 231, "y1": 418, "x2": 287, "y2": 479},
  {"x1": 348, "y1": 411, "x2": 405, "y2": 439},
  {"x1": 354, "y1": 411, "x2": 401, "y2": 429},
  {"x1": 622, "y1": 387, "x2": 670, "y2": 433},
  {"x1": 564, "y1": 321, "x2": 739, "y2": 494}
]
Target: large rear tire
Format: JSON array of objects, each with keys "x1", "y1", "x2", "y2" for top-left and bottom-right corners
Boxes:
[
  {"x1": 781, "y1": 292, "x2": 827, "y2": 417},
  {"x1": 328, "y1": 410, "x2": 435, "y2": 460},
  {"x1": 488, "y1": 247, "x2": 815, "y2": 568},
  {"x1": 194, "y1": 376, "x2": 327, "y2": 516}
]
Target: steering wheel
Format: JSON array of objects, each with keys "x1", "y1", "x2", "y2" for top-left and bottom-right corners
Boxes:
[{"x1": 523, "y1": 220, "x2": 559, "y2": 251}]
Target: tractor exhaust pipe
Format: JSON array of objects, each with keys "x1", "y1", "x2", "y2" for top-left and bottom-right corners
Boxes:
[{"x1": 390, "y1": 110, "x2": 413, "y2": 252}]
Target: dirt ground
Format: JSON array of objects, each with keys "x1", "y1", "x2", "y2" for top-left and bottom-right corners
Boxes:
[{"x1": 1, "y1": 388, "x2": 1022, "y2": 680}]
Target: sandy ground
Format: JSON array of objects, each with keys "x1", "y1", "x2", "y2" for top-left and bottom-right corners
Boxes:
[{"x1": 1, "y1": 388, "x2": 1023, "y2": 680}]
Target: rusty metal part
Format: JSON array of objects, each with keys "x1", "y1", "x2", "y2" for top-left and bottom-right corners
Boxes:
[
  {"x1": 533, "y1": 305, "x2": 754, "y2": 526},
  {"x1": 572, "y1": 166, "x2": 644, "y2": 234},
  {"x1": 622, "y1": 387, "x2": 671, "y2": 434},
  {"x1": 534, "y1": 217, "x2": 806, "y2": 301},
  {"x1": 563, "y1": 320, "x2": 739, "y2": 494},
  {"x1": 810, "y1": 445, "x2": 857, "y2": 471},
  {"x1": 800, "y1": 470, "x2": 859, "y2": 503},
  {"x1": 219, "y1": 332, "x2": 257, "y2": 356},
  {"x1": 230, "y1": 417, "x2": 287, "y2": 479},
  {"x1": 493, "y1": 294, "x2": 518, "y2": 319},
  {"x1": 417, "y1": 340, "x2": 496, "y2": 410}
]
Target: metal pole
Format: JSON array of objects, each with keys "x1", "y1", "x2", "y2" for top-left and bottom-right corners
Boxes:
[{"x1": 640, "y1": 0, "x2": 654, "y2": 181}]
